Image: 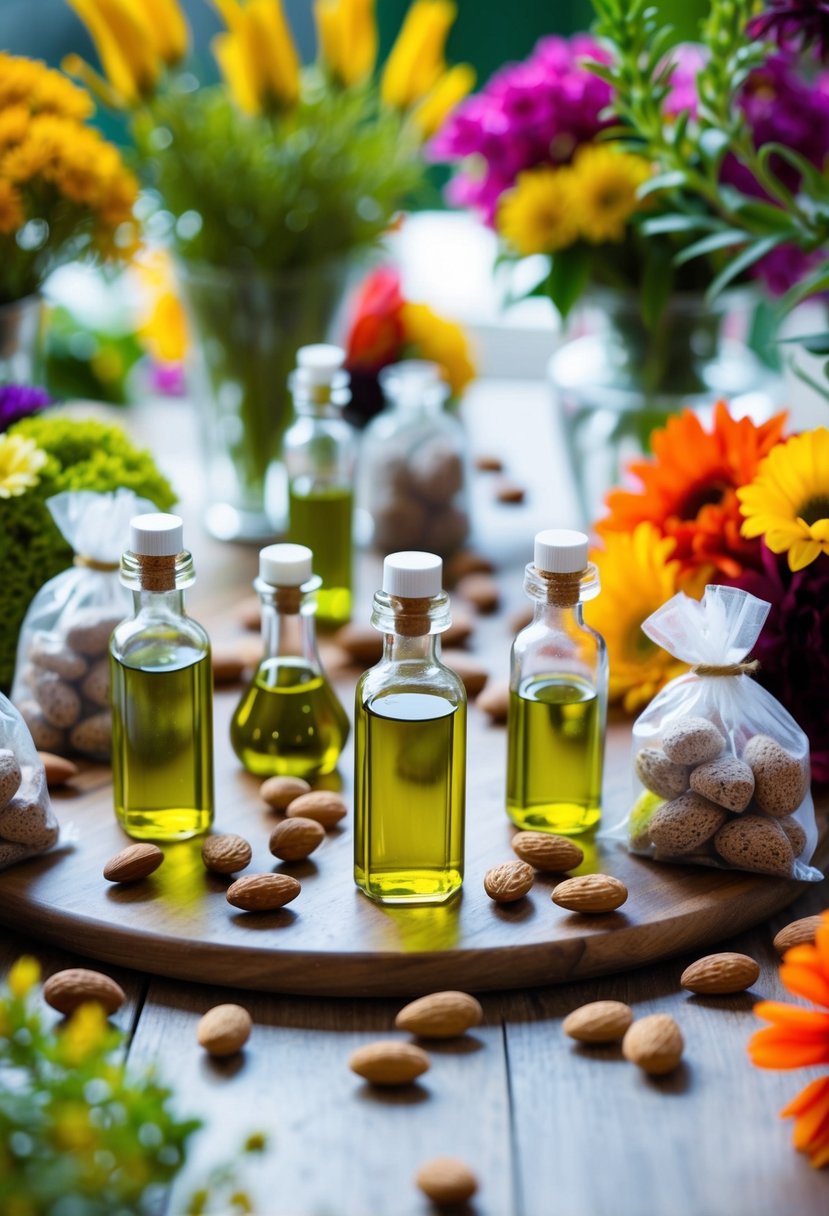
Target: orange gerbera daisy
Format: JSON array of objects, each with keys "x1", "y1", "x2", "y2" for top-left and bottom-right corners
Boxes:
[
  {"x1": 597, "y1": 403, "x2": 788, "y2": 590},
  {"x1": 749, "y1": 911, "x2": 829, "y2": 1168}
]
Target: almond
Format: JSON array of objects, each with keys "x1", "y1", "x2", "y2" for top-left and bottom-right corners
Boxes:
[
  {"x1": 103, "y1": 843, "x2": 164, "y2": 884},
  {"x1": 662, "y1": 717, "x2": 724, "y2": 766},
  {"x1": 226, "y1": 873, "x2": 301, "y2": 912},
  {"x1": 474, "y1": 454, "x2": 504, "y2": 473},
  {"x1": 259, "y1": 775, "x2": 312, "y2": 810},
  {"x1": 0, "y1": 749, "x2": 22, "y2": 808},
  {"x1": 43, "y1": 968, "x2": 125, "y2": 1016},
  {"x1": 395, "y1": 991, "x2": 483, "y2": 1039},
  {"x1": 511, "y1": 831, "x2": 584, "y2": 873},
  {"x1": 237, "y1": 595, "x2": 262, "y2": 631},
  {"x1": 286, "y1": 791, "x2": 347, "y2": 829},
  {"x1": 269, "y1": 816, "x2": 325, "y2": 861},
  {"x1": 415, "y1": 1158, "x2": 479, "y2": 1205},
  {"x1": 442, "y1": 650, "x2": 489, "y2": 697},
  {"x1": 773, "y1": 915, "x2": 824, "y2": 955},
  {"x1": 484, "y1": 860, "x2": 534, "y2": 903},
  {"x1": 563, "y1": 1000, "x2": 633, "y2": 1043},
  {"x1": 622, "y1": 1013, "x2": 684, "y2": 1075},
  {"x1": 680, "y1": 952, "x2": 760, "y2": 994},
  {"x1": 634, "y1": 748, "x2": 689, "y2": 801},
  {"x1": 333, "y1": 622, "x2": 382, "y2": 665},
  {"x1": 211, "y1": 647, "x2": 247, "y2": 685},
  {"x1": 743, "y1": 734, "x2": 809, "y2": 818},
  {"x1": 348, "y1": 1040, "x2": 430, "y2": 1086},
  {"x1": 443, "y1": 608, "x2": 475, "y2": 650},
  {"x1": 495, "y1": 480, "x2": 525, "y2": 504},
  {"x1": 476, "y1": 680, "x2": 509, "y2": 724},
  {"x1": 456, "y1": 573, "x2": 500, "y2": 614},
  {"x1": 37, "y1": 751, "x2": 79, "y2": 787},
  {"x1": 443, "y1": 549, "x2": 495, "y2": 585},
  {"x1": 552, "y1": 874, "x2": 628, "y2": 913},
  {"x1": 197, "y1": 1003, "x2": 252, "y2": 1056},
  {"x1": 201, "y1": 833, "x2": 252, "y2": 875}
]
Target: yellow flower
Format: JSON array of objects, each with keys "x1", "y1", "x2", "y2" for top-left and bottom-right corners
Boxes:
[
  {"x1": 400, "y1": 301, "x2": 476, "y2": 395},
  {"x1": 133, "y1": 249, "x2": 189, "y2": 363},
  {"x1": 0, "y1": 106, "x2": 30, "y2": 147},
  {"x1": 0, "y1": 178, "x2": 25, "y2": 235},
  {"x1": 59, "y1": 1001, "x2": 109, "y2": 1065},
  {"x1": 0, "y1": 435, "x2": 47, "y2": 497},
  {"x1": 738, "y1": 427, "x2": 829, "y2": 570},
  {"x1": 0, "y1": 53, "x2": 93, "y2": 120},
  {"x1": 498, "y1": 165, "x2": 578, "y2": 256},
  {"x1": 7, "y1": 955, "x2": 41, "y2": 999},
  {"x1": 381, "y1": 0, "x2": 456, "y2": 110},
  {"x1": 585, "y1": 522, "x2": 688, "y2": 714},
  {"x1": 570, "y1": 144, "x2": 652, "y2": 244},
  {"x1": 52, "y1": 1101, "x2": 98, "y2": 1151},
  {"x1": 315, "y1": 0, "x2": 377, "y2": 88},
  {"x1": 64, "y1": 0, "x2": 166, "y2": 105},
  {"x1": 212, "y1": 0, "x2": 300, "y2": 114},
  {"x1": 411, "y1": 62, "x2": 475, "y2": 139}
]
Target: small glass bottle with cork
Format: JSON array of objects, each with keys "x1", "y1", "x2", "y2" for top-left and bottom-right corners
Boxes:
[
  {"x1": 506, "y1": 529, "x2": 607, "y2": 835},
  {"x1": 230, "y1": 542, "x2": 349, "y2": 778},
  {"x1": 354, "y1": 550, "x2": 466, "y2": 905},
  {"x1": 110, "y1": 513, "x2": 214, "y2": 841},
  {"x1": 284, "y1": 344, "x2": 355, "y2": 629}
]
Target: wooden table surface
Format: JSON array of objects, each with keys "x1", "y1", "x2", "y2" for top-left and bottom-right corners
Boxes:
[{"x1": 3, "y1": 390, "x2": 827, "y2": 1216}]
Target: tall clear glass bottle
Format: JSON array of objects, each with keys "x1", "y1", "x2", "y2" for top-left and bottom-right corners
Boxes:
[
  {"x1": 230, "y1": 543, "x2": 349, "y2": 778},
  {"x1": 506, "y1": 529, "x2": 607, "y2": 835},
  {"x1": 354, "y1": 551, "x2": 466, "y2": 905},
  {"x1": 284, "y1": 344, "x2": 354, "y2": 628},
  {"x1": 110, "y1": 513, "x2": 214, "y2": 841}
]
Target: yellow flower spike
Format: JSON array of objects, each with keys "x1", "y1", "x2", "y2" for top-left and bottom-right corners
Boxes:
[
  {"x1": 0, "y1": 179, "x2": 25, "y2": 235},
  {"x1": 248, "y1": 0, "x2": 300, "y2": 109},
  {"x1": 314, "y1": 0, "x2": 377, "y2": 88},
  {"x1": 64, "y1": 0, "x2": 161, "y2": 106},
  {"x1": 136, "y1": 0, "x2": 189, "y2": 66},
  {"x1": 60, "y1": 1001, "x2": 110, "y2": 1065},
  {"x1": 381, "y1": 0, "x2": 457, "y2": 111},
  {"x1": 410, "y1": 61, "x2": 475, "y2": 138},
  {"x1": 212, "y1": 0, "x2": 299, "y2": 113},
  {"x1": 7, "y1": 955, "x2": 41, "y2": 999},
  {"x1": 212, "y1": 32, "x2": 262, "y2": 115},
  {"x1": 61, "y1": 52, "x2": 123, "y2": 109},
  {"x1": 0, "y1": 435, "x2": 48, "y2": 498}
]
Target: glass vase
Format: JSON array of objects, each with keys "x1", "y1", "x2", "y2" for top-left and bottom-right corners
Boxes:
[
  {"x1": 177, "y1": 260, "x2": 350, "y2": 543},
  {"x1": 548, "y1": 291, "x2": 780, "y2": 524},
  {"x1": 0, "y1": 295, "x2": 42, "y2": 386}
]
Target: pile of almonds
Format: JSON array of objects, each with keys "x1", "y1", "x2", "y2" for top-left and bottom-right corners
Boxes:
[
  {"x1": 0, "y1": 748, "x2": 58, "y2": 869},
  {"x1": 633, "y1": 719, "x2": 810, "y2": 877}
]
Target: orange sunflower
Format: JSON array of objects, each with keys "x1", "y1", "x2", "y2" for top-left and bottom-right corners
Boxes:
[
  {"x1": 597, "y1": 403, "x2": 788, "y2": 591},
  {"x1": 749, "y1": 911, "x2": 829, "y2": 1168}
]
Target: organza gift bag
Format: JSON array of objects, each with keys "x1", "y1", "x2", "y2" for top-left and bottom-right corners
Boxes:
[
  {"x1": 11, "y1": 489, "x2": 155, "y2": 761},
  {"x1": 0, "y1": 692, "x2": 58, "y2": 870},
  {"x1": 622, "y1": 585, "x2": 821, "y2": 882}
]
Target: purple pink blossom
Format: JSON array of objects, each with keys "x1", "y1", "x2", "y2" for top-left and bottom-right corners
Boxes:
[{"x1": 0, "y1": 384, "x2": 50, "y2": 432}]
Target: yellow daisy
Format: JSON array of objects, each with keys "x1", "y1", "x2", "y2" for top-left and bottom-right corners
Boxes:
[
  {"x1": 738, "y1": 427, "x2": 829, "y2": 570},
  {"x1": 497, "y1": 165, "x2": 578, "y2": 256},
  {"x1": 0, "y1": 434, "x2": 47, "y2": 498},
  {"x1": 0, "y1": 178, "x2": 24, "y2": 235},
  {"x1": 570, "y1": 144, "x2": 652, "y2": 244},
  {"x1": 585, "y1": 521, "x2": 688, "y2": 714}
]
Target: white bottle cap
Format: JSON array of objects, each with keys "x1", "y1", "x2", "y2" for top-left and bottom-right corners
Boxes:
[
  {"x1": 130, "y1": 513, "x2": 183, "y2": 557},
  {"x1": 295, "y1": 344, "x2": 345, "y2": 385},
  {"x1": 259, "y1": 543, "x2": 313, "y2": 587},
  {"x1": 383, "y1": 551, "x2": 443, "y2": 599},
  {"x1": 534, "y1": 529, "x2": 589, "y2": 574}
]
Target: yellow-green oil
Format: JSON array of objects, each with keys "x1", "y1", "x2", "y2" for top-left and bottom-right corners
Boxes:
[
  {"x1": 230, "y1": 656, "x2": 349, "y2": 778},
  {"x1": 354, "y1": 690, "x2": 465, "y2": 905},
  {"x1": 288, "y1": 481, "x2": 352, "y2": 627},
  {"x1": 110, "y1": 645, "x2": 214, "y2": 841},
  {"x1": 506, "y1": 673, "x2": 602, "y2": 834}
]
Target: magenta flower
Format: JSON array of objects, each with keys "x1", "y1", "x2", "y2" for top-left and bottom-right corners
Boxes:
[{"x1": 748, "y1": 1, "x2": 829, "y2": 63}]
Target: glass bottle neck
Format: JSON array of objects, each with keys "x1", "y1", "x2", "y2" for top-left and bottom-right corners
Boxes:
[
  {"x1": 132, "y1": 588, "x2": 186, "y2": 616},
  {"x1": 261, "y1": 600, "x2": 319, "y2": 665},
  {"x1": 381, "y1": 632, "x2": 440, "y2": 664},
  {"x1": 532, "y1": 600, "x2": 585, "y2": 628}
]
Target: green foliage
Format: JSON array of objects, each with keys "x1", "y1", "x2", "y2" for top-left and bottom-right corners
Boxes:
[
  {"x1": 0, "y1": 416, "x2": 176, "y2": 689},
  {"x1": 138, "y1": 82, "x2": 423, "y2": 272}
]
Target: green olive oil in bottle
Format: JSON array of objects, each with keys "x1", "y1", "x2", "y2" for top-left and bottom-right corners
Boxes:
[
  {"x1": 506, "y1": 529, "x2": 607, "y2": 835},
  {"x1": 110, "y1": 513, "x2": 214, "y2": 841},
  {"x1": 354, "y1": 551, "x2": 466, "y2": 905},
  {"x1": 230, "y1": 543, "x2": 349, "y2": 778}
]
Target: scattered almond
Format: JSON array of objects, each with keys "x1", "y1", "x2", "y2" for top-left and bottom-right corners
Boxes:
[
  {"x1": 742, "y1": 734, "x2": 809, "y2": 818},
  {"x1": 680, "y1": 952, "x2": 760, "y2": 995},
  {"x1": 269, "y1": 816, "x2": 325, "y2": 861},
  {"x1": 415, "y1": 1157, "x2": 479, "y2": 1206},
  {"x1": 103, "y1": 843, "x2": 164, "y2": 884},
  {"x1": 484, "y1": 860, "x2": 534, "y2": 903},
  {"x1": 476, "y1": 680, "x2": 509, "y2": 724},
  {"x1": 43, "y1": 968, "x2": 126, "y2": 1016},
  {"x1": 495, "y1": 480, "x2": 525, "y2": 505},
  {"x1": 512, "y1": 831, "x2": 583, "y2": 873},
  {"x1": 259, "y1": 775, "x2": 312, "y2": 810},
  {"x1": 333, "y1": 622, "x2": 382, "y2": 665},
  {"x1": 37, "y1": 751, "x2": 79, "y2": 787},
  {"x1": 456, "y1": 573, "x2": 500, "y2": 614},
  {"x1": 348, "y1": 1040, "x2": 430, "y2": 1086},
  {"x1": 474, "y1": 454, "x2": 504, "y2": 473},
  {"x1": 773, "y1": 915, "x2": 824, "y2": 955},
  {"x1": 563, "y1": 1000, "x2": 633, "y2": 1044},
  {"x1": 226, "y1": 873, "x2": 301, "y2": 912},
  {"x1": 286, "y1": 790, "x2": 347, "y2": 829},
  {"x1": 444, "y1": 608, "x2": 475, "y2": 650},
  {"x1": 237, "y1": 595, "x2": 261, "y2": 631},
  {"x1": 211, "y1": 648, "x2": 247, "y2": 685},
  {"x1": 197, "y1": 1003, "x2": 252, "y2": 1056},
  {"x1": 443, "y1": 549, "x2": 495, "y2": 587},
  {"x1": 551, "y1": 874, "x2": 628, "y2": 914},
  {"x1": 201, "y1": 833, "x2": 252, "y2": 875},
  {"x1": 622, "y1": 1013, "x2": 684, "y2": 1075},
  {"x1": 443, "y1": 651, "x2": 489, "y2": 697},
  {"x1": 395, "y1": 991, "x2": 483, "y2": 1039}
]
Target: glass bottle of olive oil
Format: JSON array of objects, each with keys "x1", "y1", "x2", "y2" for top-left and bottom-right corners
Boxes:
[
  {"x1": 284, "y1": 345, "x2": 354, "y2": 629},
  {"x1": 110, "y1": 513, "x2": 214, "y2": 841},
  {"x1": 506, "y1": 529, "x2": 607, "y2": 835},
  {"x1": 354, "y1": 551, "x2": 466, "y2": 905},
  {"x1": 230, "y1": 543, "x2": 349, "y2": 778}
]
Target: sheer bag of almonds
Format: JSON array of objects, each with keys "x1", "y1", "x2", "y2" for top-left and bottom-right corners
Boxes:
[
  {"x1": 620, "y1": 585, "x2": 821, "y2": 882},
  {"x1": 10, "y1": 489, "x2": 155, "y2": 762},
  {"x1": 0, "y1": 691, "x2": 58, "y2": 871}
]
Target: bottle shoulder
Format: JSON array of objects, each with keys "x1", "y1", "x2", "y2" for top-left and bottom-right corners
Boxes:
[
  {"x1": 111, "y1": 609, "x2": 211, "y2": 662},
  {"x1": 357, "y1": 657, "x2": 466, "y2": 707}
]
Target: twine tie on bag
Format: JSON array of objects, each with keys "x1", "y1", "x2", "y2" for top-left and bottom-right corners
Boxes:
[
  {"x1": 692, "y1": 660, "x2": 760, "y2": 677},
  {"x1": 74, "y1": 555, "x2": 120, "y2": 573}
]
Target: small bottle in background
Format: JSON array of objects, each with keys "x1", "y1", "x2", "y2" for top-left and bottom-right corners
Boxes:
[
  {"x1": 354, "y1": 551, "x2": 466, "y2": 905},
  {"x1": 110, "y1": 513, "x2": 214, "y2": 841},
  {"x1": 284, "y1": 344, "x2": 354, "y2": 629},
  {"x1": 230, "y1": 543, "x2": 349, "y2": 778},
  {"x1": 506, "y1": 529, "x2": 607, "y2": 836}
]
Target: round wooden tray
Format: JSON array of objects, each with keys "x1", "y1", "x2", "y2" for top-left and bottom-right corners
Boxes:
[{"x1": 0, "y1": 687, "x2": 823, "y2": 997}]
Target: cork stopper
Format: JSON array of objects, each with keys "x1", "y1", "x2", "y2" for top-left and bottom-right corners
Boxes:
[
  {"x1": 130, "y1": 513, "x2": 183, "y2": 592},
  {"x1": 259, "y1": 543, "x2": 313, "y2": 615},
  {"x1": 383, "y1": 552, "x2": 443, "y2": 636},
  {"x1": 532, "y1": 528, "x2": 589, "y2": 606}
]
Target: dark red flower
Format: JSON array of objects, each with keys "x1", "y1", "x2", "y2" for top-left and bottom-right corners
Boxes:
[
  {"x1": 344, "y1": 267, "x2": 406, "y2": 373},
  {"x1": 748, "y1": 2, "x2": 829, "y2": 63}
]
